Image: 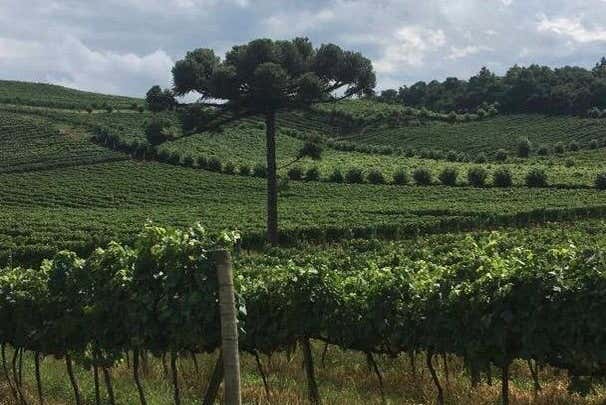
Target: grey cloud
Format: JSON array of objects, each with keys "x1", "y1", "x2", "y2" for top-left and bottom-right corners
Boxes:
[{"x1": 1, "y1": 0, "x2": 605, "y2": 97}]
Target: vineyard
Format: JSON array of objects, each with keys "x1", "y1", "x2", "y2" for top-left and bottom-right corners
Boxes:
[
  {"x1": 4, "y1": 221, "x2": 606, "y2": 404},
  {"x1": 2, "y1": 79, "x2": 606, "y2": 404},
  {"x1": 0, "y1": 80, "x2": 143, "y2": 111}
]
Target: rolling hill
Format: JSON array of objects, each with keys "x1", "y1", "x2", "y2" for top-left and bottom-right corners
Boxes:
[{"x1": 0, "y1": 80, "x2": 605, "y2": 266}]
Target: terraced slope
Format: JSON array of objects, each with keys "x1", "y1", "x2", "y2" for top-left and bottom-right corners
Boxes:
[
  {"x1": 337, "y1": 114, "x2": 606, "y2": 155},
  {"x1": 0, "y1": 80, "x2": 143, "y2": 110},
  {"x1": 0, "y1": 110, "x2": 126, "y2": 173}
]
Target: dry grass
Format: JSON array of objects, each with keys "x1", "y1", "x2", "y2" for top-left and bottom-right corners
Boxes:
[{"x1": 2, "y1": 343, "x2": 606, "y2": 404}]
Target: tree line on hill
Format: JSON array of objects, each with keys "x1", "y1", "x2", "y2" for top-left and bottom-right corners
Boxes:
[{"x1": 377, "y1": 58, "x2": 606, "y2": 116}]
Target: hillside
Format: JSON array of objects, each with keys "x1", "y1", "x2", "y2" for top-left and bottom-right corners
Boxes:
[
  {"x1": 0, "y1": 79, "x2": 143, "y2": 110},
  {"x1": 0, "y1": 80, "x2": 605, "y2": 266},
  {"x1": 3, "y1": 79, "x2": 606, "y2": 404}
]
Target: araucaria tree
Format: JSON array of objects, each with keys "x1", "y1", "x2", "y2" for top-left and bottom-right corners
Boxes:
[{"x1": 170, "y1": 38, "x2": 376, "y2": 244}]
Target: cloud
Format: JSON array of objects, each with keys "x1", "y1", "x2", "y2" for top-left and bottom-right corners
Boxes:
[
  {"x1": 537, "y1": 15, "x2": 606, "y2": 43},
  {"x1": 374, "y1": 26, "x2": 446, "y2": 73},
  {"x1": 448, "y1": 45, "x2": 492, "y2": 60},
  {"x1": 1, "y1": 0, "x2": 606, "y2": 95},
  {"x1": 0, "y1": 36, "x2": 173, "y2": 96}
]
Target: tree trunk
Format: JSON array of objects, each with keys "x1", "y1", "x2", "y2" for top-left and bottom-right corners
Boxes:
[
  {"x1": 502, "y1": 362, "x2": 510, "y2": 405},
  {"x1": 215, "y1": 250, "x2": 242, "y2": 405},
  {"x1": 66, "y1": 353, "x2": 82, "y2": 405},
  {"x1": 35, "y1": 352, "x2": 44, "y2": 405},
  {"x1": 427, "y1": 350, "x2": 444, "y2": 405},
  {"x1": 1, "y1": 344, "x2": 18, "y2": 403},
  {"x1": 301, "y1": 338, "x2": 321, "y2": 405},
  {"x1": 102, "y1": 367, "x2": 116, "y2": 405},
  {"x1": 265, "y1": 111, "x2": 279, "y2": 245},
  {"x1": 202, "y1": 353, "x2": 223, "y2": 405},
  {"x1": 171, "y1": 350, "x2": 181, "y2": 405},
  {"x1": 133, "y1": 348, "x2": 147, "y2": 405}
]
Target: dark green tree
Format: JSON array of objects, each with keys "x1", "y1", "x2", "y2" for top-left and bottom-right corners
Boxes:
[
  {"x1": 146, "y1": 85, "x2": 176, "y2": 112},
  {"x1": 170, "y1": 38, "x2": 376, "y2": 244}
]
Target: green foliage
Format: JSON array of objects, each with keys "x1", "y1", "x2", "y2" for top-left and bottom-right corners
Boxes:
[
  {"x1": 253, "y1": 163, "x2": 267, "y2": 178},
  {"x1": 145, "y1": 85, "x2": 175, "y2": 113},
  {"x1": 367, "y1": 169, "x2": 386, "y2": 184},
  {"x1": 393, "y1": 169, "x2": 410, "y2": 185},
  {"x1": 345, "y1": 168, "x2": 364, "y2": 184},
  {"x1": 413, "y1": 167, "x2": 433, "y2": 185},
  {"x1": 0, "y1": 80, "x2": 141, "y2": 110},
  {"x1": 305, "y1": 166, "x2": 320, "y2": 181},
  {"x1": 554, "y1": 142, "x2": 565, "y2": 154},
  {"x1": 438, "y1": 167, "x2": 458, "y2": 186},
  {"x1": 537, "y1": 145, "x2": 550, "y2": 156},
  {"x1": 493, "y1": 168, "x2": 513, "y2": 188},
  {"x1": 172, "y1": 38, "x2": 376, "y2": 112},
  {"x1": 517, "y1": 137, "x2": 531, "y2": 158},
  {"x1": 287, "y1": 166, "x2": 304, "y2": 180},
  {"x1": 467, "y1": 166, "x2": 488, "y2": 187},
  {"x1": 223, "y1": 161, "x2": 236, "y2": 174},
  {"x1": 239, "y1": 164, "x2": 251, "y2": 176},
  {"x1": 473, "y1": 152, "x2": 487, "y2": 164},
  {"x1": 595, "y1": 173, "x2": 606, "y2": 190},
  {"x1": 526, "y1": 167, "x2": 548, "y2": 187},
  {"x1": 328, "y1": 168, "x2": 344, "y2": 183},
  {"x1": 207, "y1": 157, "x2": 222, "y2": 172},
  {"x1": 495, "y1": 149, "x2": 508, "y2": 162},
  {"x1": 568, "y1": 140, "x2": 580, "y2": 152}
]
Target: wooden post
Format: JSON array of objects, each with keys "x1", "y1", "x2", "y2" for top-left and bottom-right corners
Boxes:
[{"x1": 215, "y1": 250, "x2": 242, "y2": 405}]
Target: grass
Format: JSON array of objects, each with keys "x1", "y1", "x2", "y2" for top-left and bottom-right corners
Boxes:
[
  {"x1": 334, "y1": 114, "x2": 606, "y2": 155},
  {"x1": 3, "y1": 343, "x2": 606, "y2": 404},
  {"x1": 0, "y1": 80, "x2": 143, "y2": 110},
  {"x1": 3, "y1": 158, "x2": 606, "y2": 265}
]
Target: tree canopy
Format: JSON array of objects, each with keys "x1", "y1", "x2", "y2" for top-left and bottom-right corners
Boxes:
[
  {"x1": 377, "y1": 59, "x2": 606, "y2": 115},
  {"x1": 171, "y1": 38, "x2": 375, "y2": 118},
  {"x1": 166, "y1": 38, "x2": 376, "y2": 245}
]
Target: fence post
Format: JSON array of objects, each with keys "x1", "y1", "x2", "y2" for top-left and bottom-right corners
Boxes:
[{"x1": 215, "y1": 250, "x2": 242, "y2": 405}]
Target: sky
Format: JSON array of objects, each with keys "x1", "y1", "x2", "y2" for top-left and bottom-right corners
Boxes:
[{"x1": 1, "y1": 0, "x2": 606, "y2": 97}]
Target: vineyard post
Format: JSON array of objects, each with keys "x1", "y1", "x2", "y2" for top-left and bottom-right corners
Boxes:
[{"x1": 215, "y1": 249, "x2": 242, "y2": 405}]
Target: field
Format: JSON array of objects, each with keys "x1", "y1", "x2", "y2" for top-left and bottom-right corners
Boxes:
[{"x1": 2, "y1": 81, "x2": 606, "y2": 404}]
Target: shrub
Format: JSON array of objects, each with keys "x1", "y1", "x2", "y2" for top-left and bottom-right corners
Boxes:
[
  {"x1": 207, "y1": 157, "x2": 222, "y2": 172},
  {"x1": 495, "y1": 149, "x2": 508, "y2": 162},
  {"x1": 413, "y1": 167, "x2": 433, "y2": 185},
  {"x1": 367, "y1": 169, "x2": 386, "y2": 184},
  {"x1": 568, "y1": 141, "x2": 580, "y2": 152},
  {"x1": 287, "y1": 166, "x2": 304, "y2": 181},
  {"x1": 305, "y1": 167, "x2": 321, "y2": 181},
  {"x1": 537, "y1": 145, "x2": 549, "y2": 156},
  {"x1": 182, "y1": 155, "x2": 195, "y2": 167},
  {"x1": 393, "y1": 169, "x2": 409, "y2": 185},
  {"x1": 525, "y1": 167, "x2": 548, "y2": 187},
  {"x1": 253, "y1": 164, "x2": 267, "y2": 178},
  {"x1": 197, "y1": 155, "x2": 208, "y2": 169},
  {"x1": 564, "y1": 159, "x2": 575, "y2": 168},
  {"x1": 474, "y1": 152, "x2": 488, "y2": 164},
  {"x1": 493, "y1": 168, "x2": 513, "y2": 187},
  {"x1": 438, "y1": 167, "x2": 458, "y2": 186},
  {"x1": 345, "y1": 168, "x2": 364, "y2": 184},
  {"x1": 328, "y1": 169, "x2": 344, "y2": 183},
  {"x1": 223, "y1": 161, "x2": 236, "y2": 174},
  {"x1": 554, "y1": 142, "x2": 565, "y2": 154},
  {"x1": 467, "y1": 167, "x2": 488, "y2": 187},
  {"x1": 589, "y1": 139, "x2": 599, "y2": 149},
  {"x1": 145, "y1": 118, "x2": 173, "y2": 146},
  {"x1": 157, "y1": 149, "x2": 170, "y2": 162},
  {"x1": 595, "y1": 173, "x2": 606, "y2": 190},
  {"x1": 446, "y1": 150, "x2": 458, "y2": 162},
  {"x1": 239, "y1": 164, "x2": 251, "y2": 176},
  {"x1": 517, "y1": 138, "x2": 531, "y2": 157}
]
